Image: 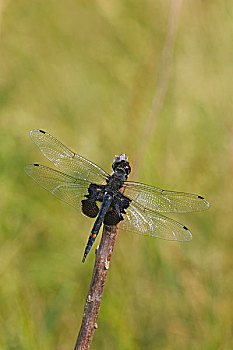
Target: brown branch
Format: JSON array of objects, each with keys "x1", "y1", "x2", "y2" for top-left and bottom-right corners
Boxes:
[
  {"x1": 74, "y1": 224, "x2": 118, "y2": 350},
  {"x1": 133, "y1": 0, "x2": 183, "y2": 177}
]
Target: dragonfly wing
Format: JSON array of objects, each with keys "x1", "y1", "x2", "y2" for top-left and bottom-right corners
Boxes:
[
  {"x1": 123, "y1": 181, "x2": 209, "y2": 213},
  {"x1": 119, "y1": 201, "x2": 192, "y2": 241},
  {"x1": 24, "y1": 164, "x2": 91, "y2": 212},
  {"x1": 29, "y1": 129, "x2": 109, "y2": 184}
]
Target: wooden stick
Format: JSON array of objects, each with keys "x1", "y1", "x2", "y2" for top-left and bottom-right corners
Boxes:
[{"x1": 74, "y1": 224, "x2": 118, "y2": 350}]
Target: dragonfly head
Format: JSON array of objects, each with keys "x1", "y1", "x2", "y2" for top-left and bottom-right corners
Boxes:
[{"x1": 112, "y1": 154, "x2": 131, "y2": 180}]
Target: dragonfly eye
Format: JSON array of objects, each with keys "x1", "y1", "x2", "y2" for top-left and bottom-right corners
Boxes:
[
  {"x1": 124, "y1": 162, "x2": 131, "y2": 175},
  {"x1": 112, "y1": 160, "x2": 131, "y2": 176}
]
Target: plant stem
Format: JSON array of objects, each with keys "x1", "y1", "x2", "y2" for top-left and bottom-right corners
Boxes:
[
  {"x1": 133, "y1": 0, "x2": 183, "y2": 176},
  {"x1": 74, "y1": 224, "x2": 118, "y2": 350}
]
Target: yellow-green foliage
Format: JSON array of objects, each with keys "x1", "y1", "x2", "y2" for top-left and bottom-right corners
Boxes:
[{"x1": 0, "y1": 1, "x2": 232, "y2": 349}]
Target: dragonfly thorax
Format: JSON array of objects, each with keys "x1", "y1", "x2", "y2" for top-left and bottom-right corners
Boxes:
[{"x1": 106, "y1": 172, "x2": 125, "y2": 192}]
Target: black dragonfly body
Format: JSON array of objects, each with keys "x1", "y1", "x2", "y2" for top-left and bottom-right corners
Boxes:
[{"x1": 25, "y1": 130, "x2": 209, "y2": 262}]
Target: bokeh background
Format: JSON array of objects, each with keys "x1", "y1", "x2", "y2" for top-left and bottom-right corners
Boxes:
[{"x1": 0, "y1": 0, "x2": 232, "y2": 349}]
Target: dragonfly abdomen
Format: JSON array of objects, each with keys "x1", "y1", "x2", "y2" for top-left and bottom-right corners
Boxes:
[{"x1": 82, "y1": 193, "x2": 113, "y2": 263}]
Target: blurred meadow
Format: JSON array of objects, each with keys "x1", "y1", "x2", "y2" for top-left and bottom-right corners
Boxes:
[{"x1": 0, "y1": 0, "x2": 233, "y2": 349}]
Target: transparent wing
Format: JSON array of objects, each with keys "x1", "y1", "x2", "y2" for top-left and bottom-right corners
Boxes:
[
  {"x1": 123, "y1": 181, "x2": 209, "y2": 213},
  {"x1": 24, "y1": 164, "x2": 91, "y2": 212},
  {"x1": 119, "y1": 201, "x2": 192, "y2": 241},
  {"x1": 29, "y1": 129, "x2": 109, "y2": 184}
]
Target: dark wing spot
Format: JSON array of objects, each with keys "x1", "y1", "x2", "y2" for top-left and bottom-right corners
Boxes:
[
  {"x1": 183, "y1": 226, "x2": 188, "y2": 230},
  {"x1": 34, "y1": 164, "x2": 39, "y2": 167},
  {"x1": 39, "y1": 130, "x2": 46, "y2": 134},
  {"x1": 198, "y1": 195, "x2": 204, "y2": 199},
  {"x1": 82, "y1": 199, "x2": 99, "y2": 218}
]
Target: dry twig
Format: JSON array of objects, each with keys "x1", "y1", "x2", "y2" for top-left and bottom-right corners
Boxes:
[{"x1": 74, "y1": 224, "x2": 118, "y2": 350}]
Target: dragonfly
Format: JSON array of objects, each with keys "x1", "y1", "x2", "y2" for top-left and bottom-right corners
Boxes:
[{"x1": 25, "y1": 130, "x2": 210, "y2": 262}]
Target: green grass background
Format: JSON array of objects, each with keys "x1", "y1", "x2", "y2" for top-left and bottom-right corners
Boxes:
[{"x1": 0, "y1": 1, "x2": 232, "y2": 349}]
